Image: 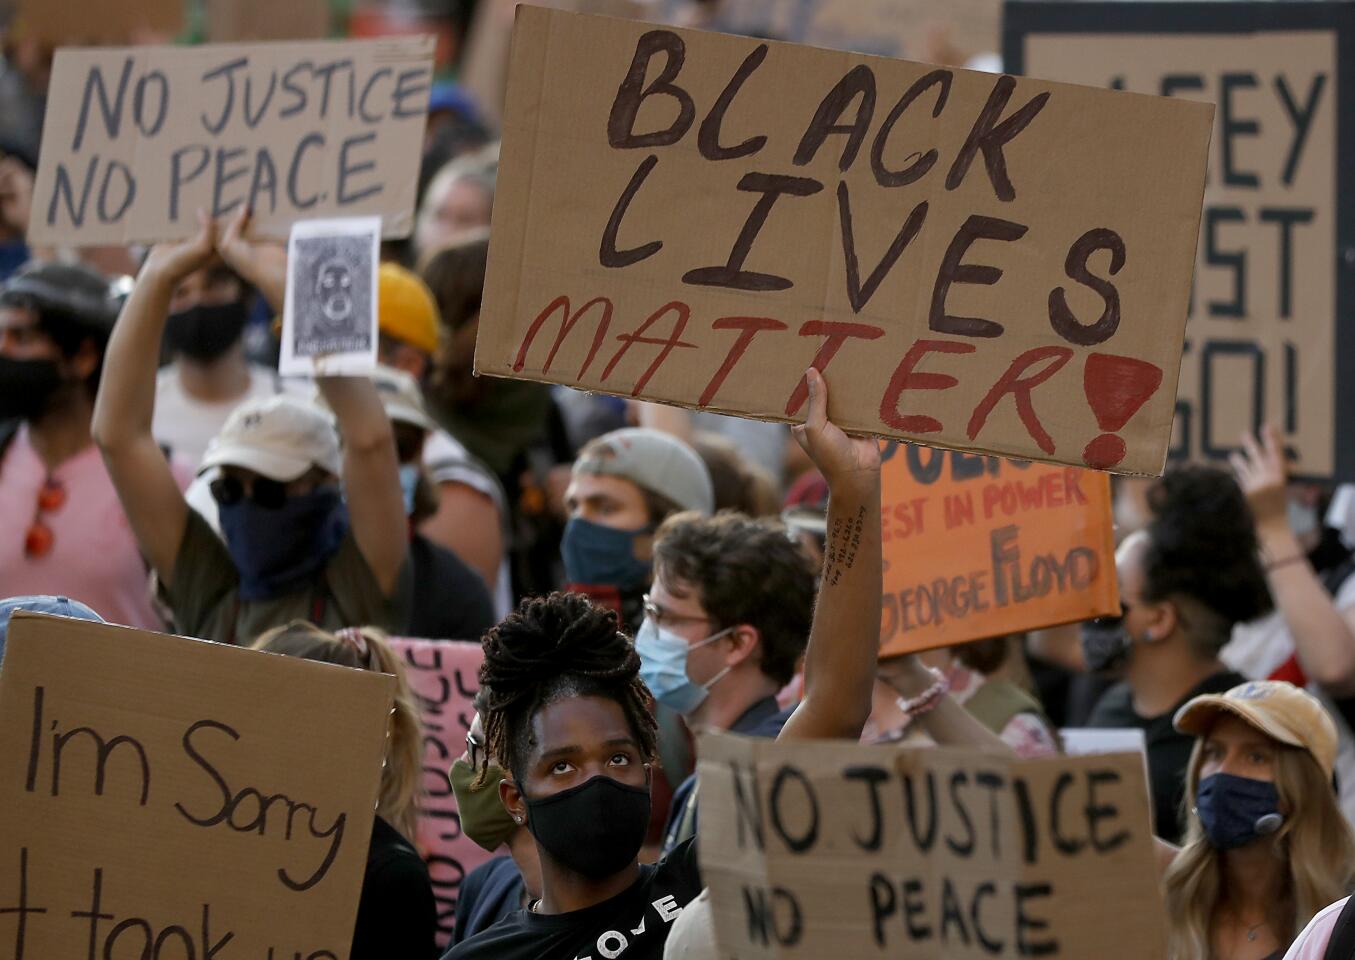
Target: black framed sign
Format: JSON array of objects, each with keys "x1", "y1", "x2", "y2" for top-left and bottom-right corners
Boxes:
[{"x1": 1007, "y1": 1, "x2": 1355, "y2": 480}]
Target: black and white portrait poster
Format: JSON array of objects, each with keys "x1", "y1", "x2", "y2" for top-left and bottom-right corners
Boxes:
[{"x1": 280, "y1": 216, "x2": 381, "y2": 375}]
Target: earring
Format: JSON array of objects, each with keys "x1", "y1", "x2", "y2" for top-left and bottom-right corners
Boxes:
[{"x1": 514, "y1": 816, "x2": 523, "y2": 824}]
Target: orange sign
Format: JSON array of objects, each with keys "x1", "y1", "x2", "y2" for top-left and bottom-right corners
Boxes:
[{"x1": 880, "y1": 444, "x2": 1118, "y2": 656}]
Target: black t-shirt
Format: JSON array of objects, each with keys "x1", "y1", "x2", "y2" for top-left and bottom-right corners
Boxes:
[
  {"x1": 1087, "y1": 670, "x2": 1246, "y2": 843},
  {"x1": 453, "y1": 855, "x2": 526, "y2": 946},
  {"x1": 442, "y1": 838, "x2": 702, "y2": 960},
  {"x1": 407, "y1": 534, "x2": 496, "y2": 641},
  {"x1": 353, "y1": 816, "x2": 438, "y2": 960}
]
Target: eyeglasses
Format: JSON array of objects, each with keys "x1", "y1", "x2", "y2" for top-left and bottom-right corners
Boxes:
[
  {"x1": 210, "y1": 474, "x2": 289, "y2": 510},
  {"x1": 24, "y1": 476, "x2": 66, "y2": 558},
  {"x1": 642, "y1": 594, "x2": 717, "y2": 631},
  {"x1": 466, "y1": 730, "x2": 484, "y2": 770}
]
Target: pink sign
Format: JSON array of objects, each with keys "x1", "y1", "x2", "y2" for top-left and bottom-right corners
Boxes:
[{"x1": 390, "y1": 638, "x2": 495, "y2": 948}]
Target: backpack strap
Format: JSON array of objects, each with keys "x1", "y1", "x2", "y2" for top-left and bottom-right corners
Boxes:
[{"x1": 1323, "y1": 895, "x2": 1355, "y2": 960}]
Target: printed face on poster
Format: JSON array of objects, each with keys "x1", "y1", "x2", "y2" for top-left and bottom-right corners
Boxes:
[
  {"x1": 879, "y1": 444, "x2": 1118, "y2": 656},
  {"x1": 280, "y1": 216, "x2": 381, "y2": 376},
  {"x1": 1006, "y1": 2, "x2": 1355, "y2": 480},
  {"x1": 476, "y1": 7, "x2": 1213, "y2": 476}
]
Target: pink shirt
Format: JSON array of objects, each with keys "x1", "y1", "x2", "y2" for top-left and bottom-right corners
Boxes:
[
  {"x1": 1284, "y1": 897, "x2": 1347, "y2": 959},
  {"x1": 0, "y1": 424, "x2": 191, "y2": 631}
]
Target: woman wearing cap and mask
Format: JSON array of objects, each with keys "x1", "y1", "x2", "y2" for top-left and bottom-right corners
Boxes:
[
  {"x1": 93, "y1": 209, "x2": 410, "y2": 644},
  {"x1": 1161, "y1": 680, "x2": 1355, "y2": 960}
]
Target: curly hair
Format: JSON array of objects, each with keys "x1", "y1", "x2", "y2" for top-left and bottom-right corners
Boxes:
[
  {"x1": 653, "y1": 511, "x2": 814, "y2": 687},
  {"x1": 1143, "y1": 465, "x2": 1273, "y2": 645},
  {"x1": 475, "y1": 593, "x2": 658, "y2": 786}
]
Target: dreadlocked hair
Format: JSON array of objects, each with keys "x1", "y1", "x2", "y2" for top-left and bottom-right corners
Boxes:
[{"x1": 474, "y1": 592, "x2": 658, "y2": 788}]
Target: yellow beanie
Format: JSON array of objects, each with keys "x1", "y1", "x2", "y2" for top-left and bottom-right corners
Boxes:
[{"x1": 378, "y1": 262, "x2": 440, "y2": 355}]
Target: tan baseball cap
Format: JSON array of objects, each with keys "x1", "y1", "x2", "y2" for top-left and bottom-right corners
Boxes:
[
  {"x1": 200, "y1": 394, "x2": 342, "y2": 482},
  {"x1": 369, "y1": 364, "x2": 438, "y2": 433},
  {"x1": 1174, "y1": 680, "x2": 1338, "y2": 778}
]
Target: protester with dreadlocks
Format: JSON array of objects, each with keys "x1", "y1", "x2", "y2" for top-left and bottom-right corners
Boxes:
[{"x1": 443, "y1": 368, "x2": 881, "y2": 960}]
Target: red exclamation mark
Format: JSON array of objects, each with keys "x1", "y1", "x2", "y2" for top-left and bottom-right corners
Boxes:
[{"x1": 1082, "y1": 353, "x2": 1164, "y2": 469}]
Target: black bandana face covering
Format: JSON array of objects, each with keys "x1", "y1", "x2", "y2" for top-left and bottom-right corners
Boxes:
[
  {"x1": 0, "y1": 357, "x2": 63, "y2": 421},
  {"x1": 522, "y1": 774, "x2": 651, "y2": 880}
]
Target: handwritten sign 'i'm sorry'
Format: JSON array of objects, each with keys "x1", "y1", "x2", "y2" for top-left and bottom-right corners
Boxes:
[
  {"x1": 477, "y1": 7, "x2": 1214, "y2": 476},
  {"x1": 0, "y1": 613, "x2": 395, "y2": 959},
  {"x1": 29, "y1": 37, "x2": 434, "y2": 245}
]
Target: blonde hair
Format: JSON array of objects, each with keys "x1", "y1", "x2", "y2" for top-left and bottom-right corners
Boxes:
[
  {"x1": 252, "y1": 621, "x2": 425, "y2": 844},
  {"x1": 1163, "y1": 734, "x2": 1355, "y2": 958}
]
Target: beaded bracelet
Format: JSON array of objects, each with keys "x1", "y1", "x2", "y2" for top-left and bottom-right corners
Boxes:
[{"x1": 896, "y1": 667, "x2": 950, "y2": 721}]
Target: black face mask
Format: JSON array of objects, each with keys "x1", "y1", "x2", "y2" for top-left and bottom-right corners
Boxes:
[
  {"x1": 165, "y1": 301, "x2": 248, "y2": 363},
  {"x1": 0, "y1": 356, "x2": 63, "y2": 421},
  {"x1": 1080, "y1": 616, "x2": 1132, "y2": 674},
  {"x1": 523, "y1": 774, "x2": 651, "y2": 880}
]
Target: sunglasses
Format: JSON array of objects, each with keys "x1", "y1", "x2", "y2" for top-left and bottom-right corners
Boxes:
[
  {"x1": 209, "y1": 474, "x2": 289, "y2": 510},
  {"x1": 24, "y1": 476, "x2": 66, "y2": 558}
]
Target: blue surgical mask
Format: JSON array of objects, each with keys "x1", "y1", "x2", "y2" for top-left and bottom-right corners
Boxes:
[
  {"x1": 561, "y1": 517, "x2": 653, "y2": 592},
  {"x1": 636, "y1": 617, "x2": 734, "y2": 715},
  {"x1": 1195, "y1": 772, "x2": 1284, "y2": 850},
  {"x1": 218, "y1": 486, "x2": 349, "y2": 601},
  {"x1": 399, "y1": 463, "x2": 420, "y2": 517}
]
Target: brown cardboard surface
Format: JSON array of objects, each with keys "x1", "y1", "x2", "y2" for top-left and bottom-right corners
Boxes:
[
  {"x1": 206, "y1": 0, "x2": 332, "y2": 42},
  {"x1": 709, "y1": 0, "x2": 1001, "y2": 62},
  {"x1": 18, "y1": 0, "x2": 183, "y2": 45},
  {"x1": 476, "y1": 6, "x2": 1213, "y2": 476},
  {"x1": 0, "y1": 612, "x2": 395, "y2": 959},
  {"x1": 879, "y1": 446, "x2": 1117, "y2": 656},
  {"x1": 30, "y1": 37, "x2": 435, "y2": 245},
  {"x1": 698, "y1": 731, "x2": 1165, "y2": 957},
  {"x1": 1020, "y1": 30, "x2": 1338, "y2": 477}
]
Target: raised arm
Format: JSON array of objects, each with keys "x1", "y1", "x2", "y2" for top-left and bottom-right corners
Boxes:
[
  {"x1": 877, "y1": 655, "x2": 1014, "y2": 753},
  {"x1": 217, "y1": 206, "x2": 287, "y2": 313},
  {"x1": 315, "y1": 376, "x2": 407, "y2": 597},
  {"x1": 91, "y1": 216, "x2": 215, "y2": 587},
  {"x1": 1233, "y1": 425, "x2": 1355, "y2": 695},
  {"x1": 778, "y1": 368, "x2": 882, "y2": 742}
]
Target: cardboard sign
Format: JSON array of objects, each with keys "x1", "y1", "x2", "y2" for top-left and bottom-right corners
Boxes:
[
  {"x1": 206, "y1": 0, "x2": 331, "y2": 42},
  {"x1": 17, "y1": 0, "x2": 183, "y2": 45},
  {"x1": 879, "y1": 444, "x2": 1117, "y2": 656},
  {"x1": 660, "y1": 0, "x2": 1001, "y2": 62},
  {"x1": 1006, "y1": 2, "x2": 1355, "y2": 481},
  {"x1": 29, "y1": 37, "x2": 435, "y2": 246},
  {"x1": 0, "y1": 613, "x2": 395, "y2": 959},
  {"x1": 390, "y1": 638, "x2": 495, "y2": 948},
  {"x1": 476, "y1": 7, "x2": 1213, "y2": 476},
  {"x1": 698, "y1": 731, "x2": 1166, "y2": 958}
]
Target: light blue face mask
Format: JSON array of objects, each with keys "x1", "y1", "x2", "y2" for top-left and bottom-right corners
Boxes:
[
  {"x1": 399, "y1": 463, "x2": 420, "y2": 517},
  {"x1": 635, "y1": 618, "x2": 735, "y2": 716}
]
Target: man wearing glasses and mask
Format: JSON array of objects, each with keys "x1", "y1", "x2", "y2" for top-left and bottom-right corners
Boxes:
[{"x1": 0, "y1": 261, "x2": 192, "y2": 630}]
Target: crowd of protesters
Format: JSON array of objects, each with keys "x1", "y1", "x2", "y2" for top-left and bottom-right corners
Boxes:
[{"x1": 6, "y1": 4, "x2": 1355, "y2": 960}]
